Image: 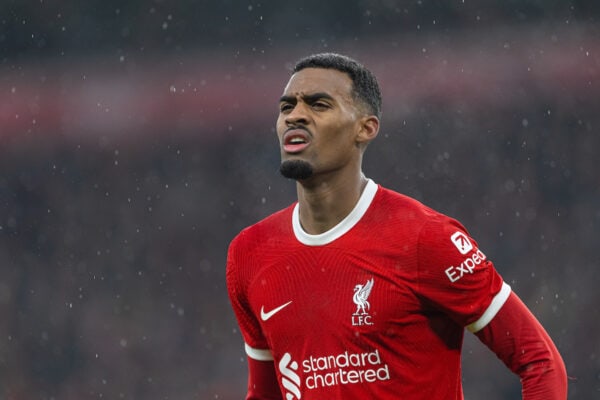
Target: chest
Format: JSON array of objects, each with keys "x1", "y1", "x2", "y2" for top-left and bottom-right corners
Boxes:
[{"x1": 247, "y1": 245, "x2": 424, "y2": 350}]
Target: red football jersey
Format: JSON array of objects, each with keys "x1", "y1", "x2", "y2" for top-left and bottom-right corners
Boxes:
[{"x1": 227, "y1": 180, "x2": 509, "y2": 399}]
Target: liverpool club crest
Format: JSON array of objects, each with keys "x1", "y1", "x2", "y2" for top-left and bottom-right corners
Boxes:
[{"x1": 352, "y1": 278, "x2": 374, "y2": 326}]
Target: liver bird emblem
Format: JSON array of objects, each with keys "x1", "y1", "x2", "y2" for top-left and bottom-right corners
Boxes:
[{"x1": 353, "y1": 278, "x2": 374, "y2": 315}]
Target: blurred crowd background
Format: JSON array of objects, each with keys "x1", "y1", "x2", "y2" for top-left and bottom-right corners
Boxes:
[{"x1": 1, "y1": 1, "x2": 599, "y2": 399}]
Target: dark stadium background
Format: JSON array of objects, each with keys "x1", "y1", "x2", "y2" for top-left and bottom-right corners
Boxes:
[{"x1": 1, "y1": 1, "x2": 598, "y2": 398}]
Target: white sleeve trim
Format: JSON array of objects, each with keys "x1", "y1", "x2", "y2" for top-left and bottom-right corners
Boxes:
[
  {"x1": 245, "y1": 343, "x2": 274, "y2": 361},
  {"x1": 466, "y1": 282, "x2": 512, "y2": 333}
]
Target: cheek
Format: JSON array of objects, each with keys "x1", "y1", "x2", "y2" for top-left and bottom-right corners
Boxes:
[
  {"x1": 276, "y1": 113, "x2": 284, "y2": 126},
  {"x1": 329, "y1": 120, "x2": 359, "y2": 146},
  {"x1": 275, "y1": 116, "x2": 286, "y2": 139}
]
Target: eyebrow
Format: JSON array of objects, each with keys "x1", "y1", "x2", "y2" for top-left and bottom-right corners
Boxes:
[{"x1": 279, "y1": 92, "x2": 336, "y2": 104}]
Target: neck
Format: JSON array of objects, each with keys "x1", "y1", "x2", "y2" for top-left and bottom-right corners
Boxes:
[{"x1": 296, "y1": 171, "x2": 369, "y2": 235}]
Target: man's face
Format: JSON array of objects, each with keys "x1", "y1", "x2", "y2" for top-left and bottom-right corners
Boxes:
[{"x1": 276, "y1": 67, "x2": 364, "y2": 180}]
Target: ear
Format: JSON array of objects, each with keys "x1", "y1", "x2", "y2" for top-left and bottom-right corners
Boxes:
[{"x1": 356, "y1": 115, "x2": 379, "y2": 147}]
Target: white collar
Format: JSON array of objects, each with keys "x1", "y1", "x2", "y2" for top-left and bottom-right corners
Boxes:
[{"x1": 292, "y1": 179, "x2": 378, "y2": 246}]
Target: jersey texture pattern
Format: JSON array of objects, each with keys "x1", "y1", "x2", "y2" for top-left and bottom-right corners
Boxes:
[{"x1": 227, "y1": 180, "x2": 507, "y2": 399}]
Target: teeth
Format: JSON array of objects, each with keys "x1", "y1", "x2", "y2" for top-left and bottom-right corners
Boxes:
[{"x1": 290, "y1": 137, "x2": 305, "y2": 144}]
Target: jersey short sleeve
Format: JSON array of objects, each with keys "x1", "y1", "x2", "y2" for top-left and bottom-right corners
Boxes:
[
  {"x1": 226, "y1": 231, "x2": 273, "y2": 361},
  {"x1": 416, "y1": 215, "x2": 509, "y2": 331}
]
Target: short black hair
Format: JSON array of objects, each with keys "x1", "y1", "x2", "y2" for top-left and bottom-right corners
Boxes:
[{"x1": 293, "y1": 53, "x2": 382, "y2": 119}]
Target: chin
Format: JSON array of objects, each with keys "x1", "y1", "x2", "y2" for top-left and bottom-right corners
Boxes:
[{"x1": 279, "y1": 160, "x2": 314, "y2": 180}]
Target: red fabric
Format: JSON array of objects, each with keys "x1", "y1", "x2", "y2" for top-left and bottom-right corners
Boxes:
[
  {"x1": 476, "y1": 292, "x2": 567, "y2": 399},
  {"x1": 246, "y1": 357, "x2": 282, "y2": 400},
  {"x1": 227, "y1": 182, "x2": 566, "y2": 398},
  {"x1": 227, "y1": 184, "x2": 504, "y2": 399}
]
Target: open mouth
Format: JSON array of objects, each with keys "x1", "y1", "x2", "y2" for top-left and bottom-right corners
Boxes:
[{"x1": 283, "y1": 129, "x2": 311, "y2": 153}]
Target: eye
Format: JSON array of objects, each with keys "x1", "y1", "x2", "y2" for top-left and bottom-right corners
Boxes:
[
  {"x1": 279, "y1": 103, "x2": 293, "y2": 113},
  {"x1": 312, "y1": 102, "x2": 329, "y2": 110}
]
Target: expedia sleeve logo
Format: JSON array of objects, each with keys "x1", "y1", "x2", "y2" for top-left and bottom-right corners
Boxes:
[
  {"x1": 445, "y1": 231, "x2": 487, "y2": 283},
  {"x1": 450, "y1": 231, "x2": 473, "y2": 255}
]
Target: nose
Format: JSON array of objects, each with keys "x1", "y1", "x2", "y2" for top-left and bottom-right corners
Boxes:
[{"x1": 284, "y1": 102, "x2": 309, "y2": 126}]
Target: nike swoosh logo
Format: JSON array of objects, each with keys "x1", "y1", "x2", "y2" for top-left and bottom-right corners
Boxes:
[{"x1": 260, "y1": 301, "x2": 293, "y2": 321}]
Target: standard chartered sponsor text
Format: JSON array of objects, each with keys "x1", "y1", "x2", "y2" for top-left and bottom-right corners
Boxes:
[{"x1": 302, "y1": 349, "x2": 390, "y2": 389}]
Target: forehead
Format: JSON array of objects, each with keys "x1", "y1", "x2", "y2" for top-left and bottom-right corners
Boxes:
[{"x1": 282, "y1": 68, "x2": 353, "y2": 99}]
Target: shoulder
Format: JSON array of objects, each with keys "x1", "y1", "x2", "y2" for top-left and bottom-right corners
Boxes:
[
  {"x1": 371, "y1": 185, "x2": 471, "y2": 256},
  {"x1": 373, "y1": 185, "x2": 452, "y2": 228},
  {"x1": 227, "y1": 204, "x2": 295, "y2": 293},
  {"x1": 229, "y1": 203, "x2": 296, "y2": 255}
]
